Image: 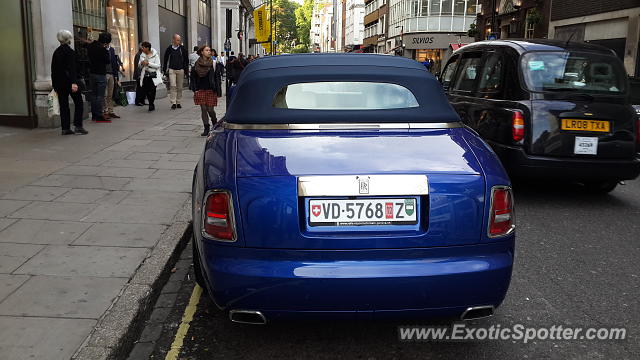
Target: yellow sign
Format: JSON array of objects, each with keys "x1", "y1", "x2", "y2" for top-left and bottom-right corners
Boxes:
[{"x1": 253, "y1": 5, "x2": 270, "y2": 43}]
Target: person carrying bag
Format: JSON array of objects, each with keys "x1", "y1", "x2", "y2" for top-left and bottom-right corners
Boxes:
[{"x1": 138, "y1": 41, "x2": 161, "y2": 111}]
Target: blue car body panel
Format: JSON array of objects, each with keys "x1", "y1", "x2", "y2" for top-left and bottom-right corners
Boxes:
[{"x1": 192, "y1": 54, "x2": 514, "y2": 320}]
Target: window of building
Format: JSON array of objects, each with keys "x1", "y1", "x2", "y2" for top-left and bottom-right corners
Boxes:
[
  {"x1": 198, "y1": 0, "x2": 211, "y2": 26},
  {"x1": 430, "y1": 0, "x2": 441, "y2": 16},
  {"x1": 441, "y1": 0, "x2": 453, "y2": 15},
  {"x1": 466, "y1": 1, "x2": 477, "y2": 15},
  {"x1": 159, "y1": 0, "x2": 186, "y2": 16},
  {"x1": 420, "y1": 0, "x2": 429, "y2": 16},
  {"x1": 524, "y1": 8, "x2": 535, "y2": 38},
  {"x1": 411, "y1": 0, "x2": 419, "y2": 16},
  {"x1": 454, "y1": 0, "x2": 465, "y2": 15}
]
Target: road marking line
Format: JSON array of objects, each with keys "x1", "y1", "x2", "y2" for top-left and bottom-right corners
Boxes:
[{"x1": 165, "y1": 284, "x2": 202, "y2": 360}]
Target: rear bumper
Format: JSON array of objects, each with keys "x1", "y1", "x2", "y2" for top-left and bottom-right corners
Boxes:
[
  {"x1": 492, "y1": 142, "x2": 640, "y2": 181},
  {"x1": 198, "y1": 238, "x2": 514, "y2": 320}
]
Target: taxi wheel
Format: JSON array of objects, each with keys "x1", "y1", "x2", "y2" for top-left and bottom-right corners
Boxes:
[
  {"x1": 192, "y1": 234, "x2": 206, "y2": 288},
  {"x1": 583, "y1": 180, "x2": 618, "y2": 194}
]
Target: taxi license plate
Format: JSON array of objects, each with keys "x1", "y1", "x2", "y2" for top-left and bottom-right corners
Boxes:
[
  {"x1": 309, "y1": 198, "x2": 417, "y2": 226},
  {"x1": 561, "y1": 119, "x2": 610, "y2": 132}
]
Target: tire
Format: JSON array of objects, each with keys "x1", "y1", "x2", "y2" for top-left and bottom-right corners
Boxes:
[
  {"x1": 192, "y1": 233, "x2": 206, "y2": 288},
  {"x1": 583, "y1": 180, "x2": 618, "y2": 194}
]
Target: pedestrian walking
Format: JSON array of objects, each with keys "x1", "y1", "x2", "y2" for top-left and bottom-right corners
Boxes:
[
  {"x1": 163, "y1": 34, "x2": 189, "y2": 109},
  {"x1": 133, "y1": 44, "x2": 147, "y2": 106},
  {"x1": 193, "y1": 45, "x2": 220, "y2": 136},
  {"x1": 139, "y1": 41, "x2": 161, "y2": 112},
  {"x1": 104, "y1": 40, "x2": 121, "y2": 119},
  {"x1": 189, "y1": 46, "x2": 199, "y2": 69},
  {"x1": 212, "y1": 49, "x2": 223, "y2": 97},
  {"x1": 51, "y1": 30, "x2": 88, "y2": 135},
  {"x1": 87, "y1": 32, "x2": 111, "y2": 122}
]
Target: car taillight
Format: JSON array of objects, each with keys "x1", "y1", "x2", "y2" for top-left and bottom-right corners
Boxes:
[
  {"x1": 488, "y1": 186, "x2": 515, "y2": 238},
  {"x1": 203, "y1": 192, "x2": 235, "y2": 241},
  {"x1": 512, "y1": 111, "x2": 525, "y2": 142}
]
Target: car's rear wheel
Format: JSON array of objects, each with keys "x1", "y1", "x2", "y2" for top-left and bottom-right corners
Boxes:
[
  {"x1": 583, "y1": 180, "x2": 618, "y2": 194},
  {"x1": 192, "y1": 233, "x2": 206, "y2": 288}
]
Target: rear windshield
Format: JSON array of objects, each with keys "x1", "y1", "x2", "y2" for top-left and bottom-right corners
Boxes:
[
  {"x1": 521, "y1": 51, "x2": 627, "y2": 94},
  {"x1": 272, "y1": 82, "x2": 419, "y2": 110}
]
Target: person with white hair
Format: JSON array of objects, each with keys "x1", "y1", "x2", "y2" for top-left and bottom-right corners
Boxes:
[{"x1": 51, "y1": 30, "x2": 88, "y2": 135}]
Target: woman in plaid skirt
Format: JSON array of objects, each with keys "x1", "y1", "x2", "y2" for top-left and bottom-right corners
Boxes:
[{"x1": 193, "y1": 45, "x2": 220, "y2": 136}]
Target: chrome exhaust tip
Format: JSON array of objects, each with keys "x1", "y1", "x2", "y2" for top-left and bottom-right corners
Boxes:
[
  {"x1": 460, "y1": 306, "x2": 495, "y2": 321},
  {"x1": 229, "y1": 310, "x2": 267, "y2": 325}
]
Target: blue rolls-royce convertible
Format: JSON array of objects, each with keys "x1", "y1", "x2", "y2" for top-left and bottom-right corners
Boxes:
[{"x1": 191, "y1": 54, "x2": 515, "y2": 324}]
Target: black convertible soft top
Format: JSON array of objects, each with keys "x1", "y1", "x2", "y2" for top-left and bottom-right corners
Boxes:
[{"x1": 225, "y1": 53, "x2": 460, "y2": 124}]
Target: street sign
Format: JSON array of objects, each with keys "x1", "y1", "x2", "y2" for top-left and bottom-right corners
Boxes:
[{"x1": 488, "y1": 33, "x2": 497, "y2": 40}]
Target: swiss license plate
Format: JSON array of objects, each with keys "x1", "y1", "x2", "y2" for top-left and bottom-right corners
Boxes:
[
  {"x1": 561, "y1": 119, "x2": 610, "y2": 132},
  {"x1": 309, "y1": 198, "x2": 418, "y2": 226}
]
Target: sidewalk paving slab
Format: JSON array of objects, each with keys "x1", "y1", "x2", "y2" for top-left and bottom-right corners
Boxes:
[{"x1": 0, "y1": 92, "x2": 223, "y2": 360}]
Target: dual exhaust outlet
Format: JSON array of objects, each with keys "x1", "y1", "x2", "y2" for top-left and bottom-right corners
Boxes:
[{"x1": 228, "y1": 305, "x2": 494, "y2": 324}]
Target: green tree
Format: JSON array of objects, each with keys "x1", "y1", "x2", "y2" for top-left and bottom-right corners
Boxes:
[
  {"x1": 271, "y1": 0, "x2": 300, "y2": 53},
  {"x1": 294, "y1": 0, "x2": 314, "y2": 52}
]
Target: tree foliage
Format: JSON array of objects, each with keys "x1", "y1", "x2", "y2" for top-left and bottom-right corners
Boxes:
[
  {"x1": 294, "y1": 0, "x2": 314, "y2": 52},
  {"x1": 270, "y1": 0, "x2": 300, "y2": 53}
]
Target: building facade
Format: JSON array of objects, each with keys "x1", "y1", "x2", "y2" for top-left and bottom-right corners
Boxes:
[
  {"x1": 362, "y1": 0, "x2": 388, "y2": 53},
  {"x1": 475, "y1": 0, "x2": 550, "y2": 41},
  {"x1": 388, "y1": 0, "x2": 477, "y2": 74},
  {"x1": 548, "y1": 0, "x2": 640, "y2": 76},
  {"x1": 0, "y1": 0, "x2": 256, "y2": 128},
  {"x1": 344, "y1": 0, "x2": 365, "y2": 51},
  {"x1": 312, "y1": 0, "x2": 342, "y2": 52}
]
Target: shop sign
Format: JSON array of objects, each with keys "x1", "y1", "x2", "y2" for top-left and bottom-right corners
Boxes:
[{"x1": 402, "y1": 34, "x2": 473, "y2": 50}]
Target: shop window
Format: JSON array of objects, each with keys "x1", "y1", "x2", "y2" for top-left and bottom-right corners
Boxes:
[
  {"x1": 478, "y1": 51, "x2": 503, "y2": 95},
  {"x1": 420, "y1": 0, "x2": 429, "y2": 16},
  {"x1": 452, "y1": 52, "x2": 482, "y2": 92},
  {"x1": 107, "y1": 0, "x2": 138, "y2": 82},
  {"x1": 73, "y1": 0, "x2": 107, "y2": 31}
]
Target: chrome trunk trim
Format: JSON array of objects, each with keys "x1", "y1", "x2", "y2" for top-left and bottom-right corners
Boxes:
[
  {"x1": 223, "y1": 122, "x2": 462, "y2": 130},
  {"x1": 298, "y1": 175, "x2": 429, "y2": 197}
]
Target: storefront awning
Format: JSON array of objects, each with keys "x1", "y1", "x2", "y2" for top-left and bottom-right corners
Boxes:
[{"x1": 450, "y1": 43, "x2": 467, "y2": 51}]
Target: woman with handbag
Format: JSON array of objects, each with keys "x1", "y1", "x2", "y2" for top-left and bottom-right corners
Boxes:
[
  {"x1": 193, "y1": 46, "x2": 220, "y2": 136},
  {"x1": 138, "y1": 41, "x2": 161, "y2": 111}
]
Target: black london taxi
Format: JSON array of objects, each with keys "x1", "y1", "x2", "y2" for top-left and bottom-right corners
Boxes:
[{"x1": 440, "y1": 39, "x2": 640, "y2": 193}]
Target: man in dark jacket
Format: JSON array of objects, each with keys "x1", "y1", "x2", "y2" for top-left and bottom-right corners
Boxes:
[
  {"x1": 163, "y1": 34, "x2": 189, "y2": 109},
  {"x1": 87, "y1": 32, "x2": 111, "y2": 122},
  {"x1": 51, "y1": 30, "x2": 88, "y2": 135}
]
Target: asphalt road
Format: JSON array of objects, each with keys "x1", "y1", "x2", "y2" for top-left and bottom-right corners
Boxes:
[{"x1": 142, "y1": 179, "x2": 640, "y2": 360}]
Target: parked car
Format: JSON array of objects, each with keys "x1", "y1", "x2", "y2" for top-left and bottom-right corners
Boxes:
[
  {"x1": 441, "y1": 39, "x2": 640, "y2": 193},
  {"x1": 191, "y1": 54, "x2": 515, "y2": 324}
]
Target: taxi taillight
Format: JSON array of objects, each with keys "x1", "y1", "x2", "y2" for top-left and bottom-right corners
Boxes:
[
  {"x1": 203, "y1": 192, "x2": 234, "y2": 241},
  {"x1": 512, "y1": 111, "x2": 525, "y2": 142},
  {"x1": 488, "y1": 186, "x2": 515, "y2": 238}
]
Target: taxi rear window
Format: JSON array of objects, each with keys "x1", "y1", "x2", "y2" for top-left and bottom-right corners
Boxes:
[{"x1": 272, "y1": 82, "x2": 419, "y2": 110}]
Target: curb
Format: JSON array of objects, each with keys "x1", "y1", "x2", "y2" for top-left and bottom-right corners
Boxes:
[{"x1": 72, "y1": 200, "x2": 193, "y2": 360}]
